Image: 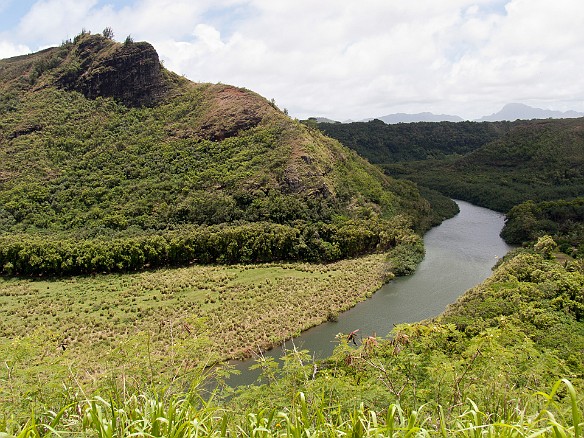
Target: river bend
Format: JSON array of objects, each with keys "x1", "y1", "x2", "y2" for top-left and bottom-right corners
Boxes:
[{"x1": 227, "y1": 200, "x2": 512, "y2": 386}]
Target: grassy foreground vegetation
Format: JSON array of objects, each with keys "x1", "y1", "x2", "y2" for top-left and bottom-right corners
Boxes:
[
  {"x1": 0, "y1": 244, "x2": 422, "y2": 422},
  {"x1": 2, "y1": 244, "x2": 582, "y2": 436},
  {"x1": 6, "y1": 379, "x2": 582, "y2": 437}
]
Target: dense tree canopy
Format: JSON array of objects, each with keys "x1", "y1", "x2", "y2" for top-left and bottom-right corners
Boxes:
[
  {"x1": 0, "y1": 33, "x2": 444, "y2": 275},
  {"x1": 314, "y1": 119, "x2": 511, "y2": 162}
]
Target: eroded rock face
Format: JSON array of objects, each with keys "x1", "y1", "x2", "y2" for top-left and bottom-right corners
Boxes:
[
  {"x1": 196, "y1": 86, "x2": 268, "y2": 141},
  {"x1": 57, "y1": 35, "x2": 167, "y2": 107}
]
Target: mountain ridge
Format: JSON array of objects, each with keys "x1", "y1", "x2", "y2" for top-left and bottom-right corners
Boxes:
[
  {"x1": 367, "y1": 112, "x2": 464, "y2": 123},
  {"x1": 310, "y1": 103, "x2": 584, "y2": 124},
  {"x1": 478, "y1": 102, "x2": 584, "y2": 122},
  {"x1": 0, "y1": 31, "x2": 437, "y2": 275}
]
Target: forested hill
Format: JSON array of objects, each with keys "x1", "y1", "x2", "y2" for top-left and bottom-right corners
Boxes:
[
  {"x1": 312, "y1": 118, "x2": 512, "y2": 162},
  {"x1": 385, "y1": 118, "x2": 584, "y2": 212},
  {"x1": 315, "y1": 117, "x2": 584, "y2": 213},
  {"x1": 0, "y1": 31, "x2": 439, "y2": 275}
]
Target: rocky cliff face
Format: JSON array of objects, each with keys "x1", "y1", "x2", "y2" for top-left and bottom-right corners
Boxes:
[{"x1": 57, "y1": 34, "x2": 168, "y2": 107}]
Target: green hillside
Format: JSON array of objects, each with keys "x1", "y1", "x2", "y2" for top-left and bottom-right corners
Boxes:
[
  {"x1": 502, "y1": 197, "x2": 584, "y2": 257},
  {"x1": 0, "y1": 32, "x2": 437, "y2": 276},
  {"x1": 378, "y1": 119, "x2": 584, "y2": 212},
  {"x1": 315, "y1": 118, "x2": 584, "y2": 212},
  {"x1": 314, "y1": 118, "x2": 511, "y2": 162}
]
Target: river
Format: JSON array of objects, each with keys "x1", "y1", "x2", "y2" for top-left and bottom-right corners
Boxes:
[{"x1": 225, "y1": 200, "x2": 512, "y2": 387}]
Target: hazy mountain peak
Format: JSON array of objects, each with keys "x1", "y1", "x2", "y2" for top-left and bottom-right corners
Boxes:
[
  {"x1": 370, "y1": 112, "x2": 464, "y2": 124},
  {"x1": 478, "y1": 103, "x2": 584, "y2": 122},
  {"x1": 312, "y1": 103, "x2": 584, "y2": 126}
]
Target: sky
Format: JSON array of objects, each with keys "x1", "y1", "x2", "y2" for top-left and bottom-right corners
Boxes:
[{"x1": 1, "y1": 0, "x2": 583, "y2": 121}]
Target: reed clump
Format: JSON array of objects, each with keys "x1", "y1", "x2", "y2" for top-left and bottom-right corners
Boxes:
[{"x1": 4, "y1": 379, "x2": 581, "y2": 437}]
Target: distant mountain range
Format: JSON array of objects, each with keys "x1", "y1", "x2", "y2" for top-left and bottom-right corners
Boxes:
[
  {"x1": 313, "y1": 103, "x2": 584, "y2": 124},
  {"x1": 477, "y1": 103, "x2": 584, "y2": 122},
  {"x1": 368, "y1": 112, "x2": 464, "y2": 123}
]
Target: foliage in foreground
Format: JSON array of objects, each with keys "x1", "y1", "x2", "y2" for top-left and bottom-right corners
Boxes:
[
  {"x1": 2, "y1": 244, "x2": 581, "y2": 437},
  {"x1": 2, "y1": 380, "x2": 581, "y2": 437}
]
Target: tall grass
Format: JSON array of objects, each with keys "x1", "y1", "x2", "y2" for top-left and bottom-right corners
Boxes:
[
  {"x1": 4, "y1": 379, "x2": 581, "y2": 437},
  {"x1": 0, "y1": 253, "x2": 391, "y2": 364}
]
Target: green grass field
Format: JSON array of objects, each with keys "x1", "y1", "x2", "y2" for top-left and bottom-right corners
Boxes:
[
  {"x1": 0, "y1": 254, "x2": 390, "y2": 360},
  {"x1": 0, "y1": 253, "x2": 393, "y2": 421}
]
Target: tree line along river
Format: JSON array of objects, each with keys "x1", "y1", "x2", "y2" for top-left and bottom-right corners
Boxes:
[{"x1": 226, "y1": 200, "x2": 513, "y2": 387}]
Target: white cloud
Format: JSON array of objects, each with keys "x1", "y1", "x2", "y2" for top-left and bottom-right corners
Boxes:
[
  {"x1": 443, "y1": 0, "x2": 584, "y2": 117},
  {"x1": 6, "y1": 0, "x2": 584, "y2": 120},
  {"x1": 17, "y1": 0, "x2": 99, "y2": 45},
  {"x1": 192, "y1": 24, "x2": 225, "y2": 53},
  {"x1": 0, "y1": 40, "x2": 30, "y2": 59}
]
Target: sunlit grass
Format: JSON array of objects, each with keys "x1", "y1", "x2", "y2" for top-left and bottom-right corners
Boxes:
[
  {"x1": 7, "y1": 379, "x2": 581, "y2": 437},
  {"x1": 0, "y1": 252, "x2": 390, "y2": 365},
  {"x1": 0, "y1": 251, "x2": 397, "y2": 424}
]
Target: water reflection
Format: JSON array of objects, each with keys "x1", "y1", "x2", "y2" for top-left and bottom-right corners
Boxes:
[{"x1": 226, "y1": 200, "x2": 512, "y2": 386}]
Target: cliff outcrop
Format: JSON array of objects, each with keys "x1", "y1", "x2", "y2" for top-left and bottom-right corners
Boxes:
[{"x1": 55, "y1": 34, "x2": 168, "y2": 107}]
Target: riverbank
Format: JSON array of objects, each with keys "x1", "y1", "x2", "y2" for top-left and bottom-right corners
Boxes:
[
  {"x1": 0, "y1": 252, "x2": 400, "y2": 359},
  {"x1": 225, "y1": 200, "x2": 513, "y2": 386},
  {"x1": 1, "y1": 249, "x2": 412, "y2": 418},
  {"x1": 222, "y1": 247, "x2": 583, "y2": 437}
]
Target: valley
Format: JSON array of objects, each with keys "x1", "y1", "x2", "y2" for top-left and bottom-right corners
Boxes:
[{"x1": 0, "y1": 31, "x2": 582, "y2": 436}]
